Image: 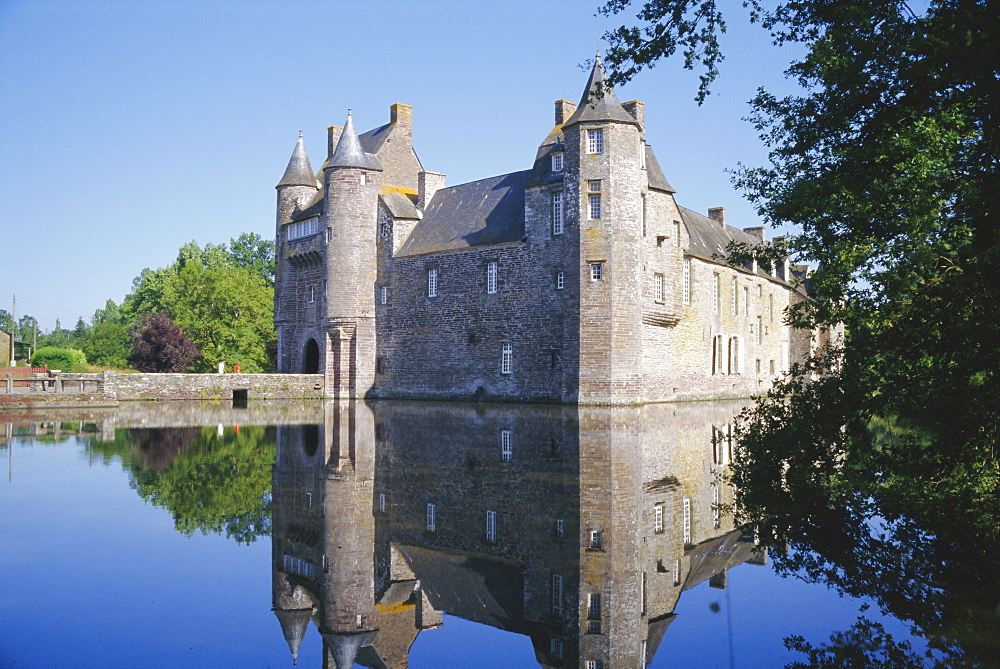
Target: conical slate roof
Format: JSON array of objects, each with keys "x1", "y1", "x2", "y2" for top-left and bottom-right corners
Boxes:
[
  {"x1": 327, "y1": 110, "x2": 383, "y2": 171},
  {"x1": 563, "y1": 54, "x2": 638, "y2": 127},
  {"x1": 277, "y1": 131, "x2": 319, "y2": 188},
  {"x1": 274, "y1": 607, "x2": 313, "y2": 665},
  {"x1": 322, "y1": 630, "x2": 378, "y2": 669}
]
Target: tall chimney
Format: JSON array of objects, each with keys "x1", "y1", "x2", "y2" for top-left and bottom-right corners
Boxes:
[{"x1": 708, "y1": 207, "x2": 727, "y2": 229}]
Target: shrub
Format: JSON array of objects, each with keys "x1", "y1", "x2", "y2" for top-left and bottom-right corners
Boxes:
[{"x1": 32, "y1": 346, "x2": 87, "y2": 371}]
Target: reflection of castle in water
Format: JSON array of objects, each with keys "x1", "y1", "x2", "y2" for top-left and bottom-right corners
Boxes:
[{"x1": 271, "y1": 400, "x2": 766, "y2": 667}]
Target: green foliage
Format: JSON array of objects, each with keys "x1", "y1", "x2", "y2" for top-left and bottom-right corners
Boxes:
[
  {"x1": 88, "y1": 426, "x2": 275, "y2": 543},
  {"x1": 31, "y1": 346, "x2": 87, "y2": 371},
  {"x1": 601, "y1": 1, "x2": 1000, "y2": 664},
  {"x1": 83, "y1": 320, "x2": 132, "y2": 368},
  {"x1": 123, "y1": 236, "x2": 276, "y2": 372}
]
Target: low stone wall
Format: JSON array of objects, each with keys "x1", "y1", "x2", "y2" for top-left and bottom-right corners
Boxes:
[{"x1": 104, "y1": 372, "x2": 325, "y2": 401}]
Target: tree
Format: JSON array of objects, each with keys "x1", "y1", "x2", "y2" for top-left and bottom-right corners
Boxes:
[
  {"x1": 130, "y1": 312, "x2": 200, "y2": 372},
  {"x1": 83, "y1": 320, "x2": 131, "y2": 369},
  {"x1": 123, "y1": 237, "x2": 276, "y2": 371},
  {"x1": 228, "y1": 232, "x2": 276, "y2": 286},
  {"x1": 599, "y1": 0, "x2": 999, "y2": 662}
]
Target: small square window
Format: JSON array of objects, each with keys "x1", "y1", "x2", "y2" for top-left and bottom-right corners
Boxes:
[
  {"x1": 590, "y1": 530, "x2": 603, "y2": 549},
  {"x1": 588, "y1": 179, "x2": 602, "y2": 192},
  {"x1": 591, "y1": 263, "x2": 603, "y2": 281}
]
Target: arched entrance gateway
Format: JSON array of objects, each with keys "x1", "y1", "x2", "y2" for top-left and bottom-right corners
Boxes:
[{"x1": 302, "y1": 339, "x2": 320, "y2": 374}]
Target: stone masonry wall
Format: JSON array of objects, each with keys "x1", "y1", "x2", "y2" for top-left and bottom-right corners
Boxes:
[{"x1": 104, "y1": 372, "x2": 324, "y2": 401}]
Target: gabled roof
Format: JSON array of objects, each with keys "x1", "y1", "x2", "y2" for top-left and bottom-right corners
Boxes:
[
  {"x1": 396, "y1": 171, "x2": 529, "y2": 257},
  {"x1": 359, "y1": 123, "x2": 393, "y2": 154},
  {"x1": 328, "y1": 111, "x2": 383, "y2": 171},
  {"x1": 277, "y1": 132, "x2": 319, "y2": 188},
  {"x1": 563, "y1": 55, "x2": 639, "y2": 127}
]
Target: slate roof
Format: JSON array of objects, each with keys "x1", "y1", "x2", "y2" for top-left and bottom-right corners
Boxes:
[
  {"x1": 360, "y1": 123, "x2": 393, "y2": 154},
  {"x1": 277, "y1": 132, "x2": 319, "y2": 188},
  {"x1": 646, "y1": 145, "x2": 676, "y2": 193},
  {"x1": 681, "y1": 530, "x2": 761, "y2": 592},
  {"x1": 328, "y1": 111, "x2": 383, "y2": 171},
  {"x1": 379, "y1": 191, "x2": 419, "y2": 219},
  {"x1": 563, "y1": 56, "x2": 640, "y2": 127},
  {"x1": 289, "y1": 190, "x2": 324, "y2": 222},
  {"x1": 680, "y1": 207, "x2": 765, "y2": 264},
  {"x1": 396, "y1": 170, "x2": 530, "y2": 257}
]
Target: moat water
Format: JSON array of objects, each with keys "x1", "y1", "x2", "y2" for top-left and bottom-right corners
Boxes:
[{"x1": 0, "y1": 401, "x2": 992, "y2": 667}]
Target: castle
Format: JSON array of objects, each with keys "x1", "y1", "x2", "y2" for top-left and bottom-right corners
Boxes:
[{"x1": 273, "y1": 57, "x2": 829, "y2": 404}]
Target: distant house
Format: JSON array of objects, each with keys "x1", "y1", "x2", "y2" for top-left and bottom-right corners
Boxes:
[{"x1": 273, "y1": 57, "x2": 838, "y2": 404}]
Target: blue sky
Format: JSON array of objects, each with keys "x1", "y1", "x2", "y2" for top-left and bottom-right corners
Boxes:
[{"x1": 0, "y1": 0, "x2": 800, "y2": 331}]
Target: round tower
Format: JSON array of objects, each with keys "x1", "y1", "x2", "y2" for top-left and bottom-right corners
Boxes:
[{"x1": 322, "y1": 111, "x2": 383, "y2": 398}]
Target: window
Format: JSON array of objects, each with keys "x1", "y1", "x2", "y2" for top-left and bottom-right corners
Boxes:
[
  {"x1": 682, "y1": 497, "x2": 692, "y2": 544},
  {"x1": 487, "y1": 261, "x2": 498, "y2": 294},
  {"x1": 551, "y1": 191, "x2": 564, "y2": 235},
  {"x1": 588, "y1": 179, "x2": 602, "y2": 192},
  {"x1": 552, "y1": 574, "x2": 563, "y2": 615},
  {"x1": 591, "y1": 263, "x2": 603, "y2": 281},
  {"x1": 324, "y1": 279, "x2": 328, "y2": 298},
  {"x1": 674, "y1": 220, "x2": 682, "y2": 247},
  {"x1": 551, "y1": 152, "x2": 563, "y2": 172},
  {"x1": 588, "y1": 593, "x2": 602, "y2": 620},
  {"x1": 308, "y1": 286, "x2": 316, "y2": 303},
  {"x1": 501, "y1": 343, "x2": 512, "y2": 374},
  {"x1": 590, "y1": 530, "x2": 603, "y2": 549},
  {"x1": 587, "y1": 128, "x2": 604, "y2": 153},
  {"x1": 380, "y1": 286, "x2": 388, "y2": 305},
  {"x1": 556, "y1": 271, "x2": 565, "y2": 290},
  {"x1": 287, "y1": 217, "x2": 320, "y2": 241},
  {"x1": 426, "y1": 503, "x2": 436, "y2": 532},
  {"x1": 770, "y1": 359, "x2": 775, "y2": 375},
  {"x1": 378, "y1": 493, "x2": 385, "y2": 512},
  {"x1": 556, "y1": 519, "x2": 565, "y2": 536},
  {"x1": 551, "y1": 638, "x2": 563, "y2": 658},
  {"x1": 586, "y1": 661, "x2": 605, "y2": 669},
  {"x1": 757, "y1": 316, "x2": 764, "y2": 345},
  {"x1": 654, "y1": 272, "x2": 665, "y2": 303},
  {"x1": 744, "y1": 286, "x2": 749, "y2": 317},
  {"x1": 769, "y1": 293, "x2": 774, "y2": 322},
  {"x1": 501, "y1": 430, "x2": 512, "y2": 461},
  {"x1": 713, "y1": 273, "x2": 720, "y2": 314},
  {"x1": 427, "y1": 268, "x2": 438, "y2": 297},
  {"x1": 486, "y1": 510, "x2": 497, "y2": 542},
  {"x1": 359, "y1": 172, "x2": 367, "y2": 186},
  {"x1": 682, "y1": 258, "x2": 692, "y2": 306},
  {"x1": 654, "y1": 503, "x2": 664, "y2": 533},
  {"x1": 588, "y1": 194, "x2": 602, "y2": 220},
  {"x1": 728, "y1": 336, "x2": 740, "y2": 375},
  {"x1": 731, "y1": 277, "x2": 738, "y2": 315},
  {"x1": 673, "y1": 558, "x2": 681, "y2": 585},
  {"x1": 713, "y1": 486, "x2": 721, "y2": 529}
]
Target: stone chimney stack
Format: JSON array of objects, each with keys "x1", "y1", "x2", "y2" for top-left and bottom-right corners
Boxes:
[
  {"x1": 419, "y1": 171, "x2": 446, "y2": 211},
  {"x1": 390, "y1": 103, "x2": 413, "y2": 144},
  {"x1": 554, "y1": 99, "x2": 577, "y2": 125},
  {"x1": 622, "y1": 100, "x2": 645, "y2": 131},
  {"x1": 743, "y1": 226, "x2": 766, "y2": 242},
  {"x1": 708, "y1": 207, "x2": 727, "y2": 229},
  {"x1": 327, "y1": 125, "x2": 343, "y2": 158}
]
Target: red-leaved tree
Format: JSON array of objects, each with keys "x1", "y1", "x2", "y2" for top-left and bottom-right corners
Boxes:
[{"x1": 130, "y1": 312, "x2": 200, "y2": 372}]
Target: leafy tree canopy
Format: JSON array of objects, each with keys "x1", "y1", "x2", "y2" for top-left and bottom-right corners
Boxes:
[
  {"x1": 600, "y1": 0, "x2": 999, "y2": 663},
  {"x1": 130, "y1": 312, "x2": 200, "y2": 372}
]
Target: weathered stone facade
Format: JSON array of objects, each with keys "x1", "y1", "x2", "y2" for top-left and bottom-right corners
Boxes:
[
  {"x1": 274, "y1": 59, "x2": 837, "y2": 404},
  {"x1": 270, "y1": 399, "x2": 764, "y2": 667}
]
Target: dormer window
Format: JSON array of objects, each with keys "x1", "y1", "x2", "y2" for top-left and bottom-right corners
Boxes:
[
  {"x1": 551, "y1": 152, "x2": 564, "y2": 172},
  {"x1": 287, "y1": 217, "x2": 320, "y2": 241}
]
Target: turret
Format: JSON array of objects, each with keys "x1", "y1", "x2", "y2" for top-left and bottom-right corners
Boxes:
[
  {"x1": 562, "y1": 55, "x2": 645, "y2": 403},
  {"x1": 323, "y1": 111, "x2": 383, "y2": 397}
]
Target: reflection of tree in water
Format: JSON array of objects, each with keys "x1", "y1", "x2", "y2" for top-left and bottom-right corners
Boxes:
[
  {"x1": 129, "y1": 427, "x2": 201, "y2": 471},
  {"x1": 90, "y1": 426, "x2": 276, "y2": 544},
  {"x1": 732, "y1": 367, "x2": 1000, "y2": 667}
]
